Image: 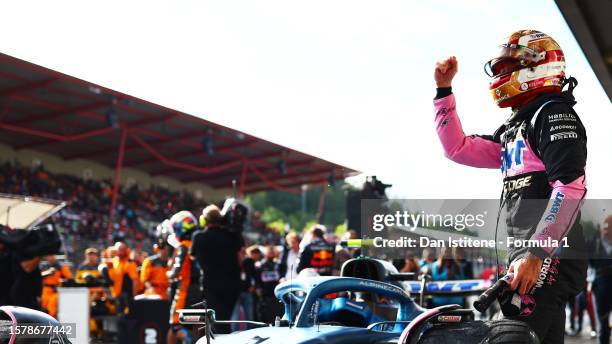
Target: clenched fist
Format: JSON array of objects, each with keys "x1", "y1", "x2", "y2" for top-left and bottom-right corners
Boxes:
[{"x1": 434, "y1": 56, "x2": 458, "y2": 88}]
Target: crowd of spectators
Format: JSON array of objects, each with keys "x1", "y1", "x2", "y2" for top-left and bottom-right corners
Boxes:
[{"x1": 0, "y1": 160, "x2": 208, "y2": 261}]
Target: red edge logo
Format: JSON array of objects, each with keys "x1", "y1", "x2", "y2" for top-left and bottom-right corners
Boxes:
[{"x1": 437, "y1": 315, "x2": 462, "y2": 323}]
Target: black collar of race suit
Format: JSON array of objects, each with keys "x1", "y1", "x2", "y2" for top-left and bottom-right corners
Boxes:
[
  {"x1": 491, "y1": 77, "x2": 578, "y2": 143},
  {"x1": 507, "y1": 77, "x2": 578, "y2": 124}
]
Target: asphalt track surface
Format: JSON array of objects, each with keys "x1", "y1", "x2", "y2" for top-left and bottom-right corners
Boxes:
[{"x1": 565, "y1": 333, "x2": 598, "y2": 343}]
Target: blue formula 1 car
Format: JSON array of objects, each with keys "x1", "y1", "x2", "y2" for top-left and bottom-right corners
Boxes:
[{"x1": 180, "y1": 258, "x2": 539, "y2": 344}]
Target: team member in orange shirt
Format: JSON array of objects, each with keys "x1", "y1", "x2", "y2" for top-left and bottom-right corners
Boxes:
[
  {"x1": 109, "y1": 242, "x2": 139, "y2": 313},
  {"x1": 40, "y1": 255, "x2": 73, "y2": 318},
  {"x1": 140, "y1": 239, "x2": 170, "y2": 299}
]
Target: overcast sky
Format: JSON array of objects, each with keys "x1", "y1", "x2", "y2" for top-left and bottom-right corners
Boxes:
[{"x1": 1, "y1": 0, "x2": 610, "y2": 199}]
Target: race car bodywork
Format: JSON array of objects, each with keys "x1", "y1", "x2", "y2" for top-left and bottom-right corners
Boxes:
[
  {"x1": 186, "y1": 257, "x2": 538, "y2": 344},
  {"x1": 199, "y1": 276, "x2": 420, "y2": 344}
]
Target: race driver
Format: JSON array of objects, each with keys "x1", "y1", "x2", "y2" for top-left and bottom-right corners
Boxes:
[
  {"x1": 433, "y1": 30, "x2": 587, "y2": 343},
  {"x1": 167, "y1": 210, "x2": 201, "y2": 344}
]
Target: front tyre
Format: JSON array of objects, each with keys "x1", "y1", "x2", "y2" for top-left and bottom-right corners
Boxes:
[
  {"x1": 417, "y1": 319, "x2": 539, "y2": 344},
  {"x1": 480, "y1": 319, "x2": 539, "y2": 344}
]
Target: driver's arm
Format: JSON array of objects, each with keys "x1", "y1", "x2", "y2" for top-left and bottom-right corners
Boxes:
[
  {"x1": 527, "y1": 103, "x2": 587, "y2": 258},
  {"x1": 434, "y1": 91, "x2": 502, "y2": 168},
  {"x1": 433, "y1": 56, "x2": 501, "y2": 168}
]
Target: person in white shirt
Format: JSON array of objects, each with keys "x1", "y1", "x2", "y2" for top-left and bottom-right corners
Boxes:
[{"x1": 279, "y1": 232, "x2": 300, "y2": 281}]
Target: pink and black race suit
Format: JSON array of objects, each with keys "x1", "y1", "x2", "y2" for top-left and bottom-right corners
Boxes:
[{"x1": 433, "y1": 87, "x2": 587, "y2": 334}]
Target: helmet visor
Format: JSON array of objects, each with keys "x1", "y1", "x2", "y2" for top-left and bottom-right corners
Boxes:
[
  {"x1": 484, "y1": 44, "x2": 542, "y2": 78},
  {"x1": 484, "y1": 58, "x2": 524, "y2": 78}
]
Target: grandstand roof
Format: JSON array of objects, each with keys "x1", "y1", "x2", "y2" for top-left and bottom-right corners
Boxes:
[
  {"x1": 0, "y1": 53, "x2": 357, "y2": 194},
  {"x1": 555, "y1": 0, "x2": 612, "y2": 101}
]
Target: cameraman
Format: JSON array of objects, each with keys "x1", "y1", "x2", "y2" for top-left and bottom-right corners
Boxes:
[
  {"x1": 9, "y1": 251, "x2": 42, "y2": 310},
  {"x1": 190, "y1": 204, "x2": 243, "y2": 333},
  {"x1": 0, "y1": 223, "x2": 62, "y2": 311}
]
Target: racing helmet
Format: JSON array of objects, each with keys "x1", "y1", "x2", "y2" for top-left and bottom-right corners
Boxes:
[
  {"x1": 485, "y1": 30, "x2": 565, "y2": 108},
  {"x1": 155, "y1": 219, "x2": 172, "y2": 248},
  {"x1": 168, "y1": 211, "x2": 198, "y2": 241}
]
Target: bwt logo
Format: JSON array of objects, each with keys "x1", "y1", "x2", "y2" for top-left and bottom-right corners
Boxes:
[
  {"x1": 501, "y1": 139, "x2": 526, "y2": 173},
  {"x1": 544, "y1": 192, "x2": 565, "y2": 223}
]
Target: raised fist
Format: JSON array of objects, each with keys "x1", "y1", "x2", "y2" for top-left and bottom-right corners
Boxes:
[{"x1": 434, "y1": 56, "x2": 458, "y2": 88}]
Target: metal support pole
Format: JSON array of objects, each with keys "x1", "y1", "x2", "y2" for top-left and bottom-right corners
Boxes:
[
  {"x1": 107, "y1": 128, "x2": 128, "y2": 235},
  {"x1": 301, "y1": 185, "x2": 308, "y2": 213},
  {"x1": 238, "y1": 161, "x2": 248, "y2": 197},
  {"x1": 316, "y1": 186, "x2": 327, "y2": 223}
]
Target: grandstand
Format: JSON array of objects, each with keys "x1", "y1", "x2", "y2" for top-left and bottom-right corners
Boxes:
[
  {"x1": 0, "y1": 52, "x2": 357, "y2": 261},
  {"x1": 0, "y1": 53, "x2": 355, "y2": 210},
  {"x1": 0, "y1": 53, "x2": 355, "y2": 193}
]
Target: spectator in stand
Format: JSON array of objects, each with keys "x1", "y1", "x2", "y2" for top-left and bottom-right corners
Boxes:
[
  {"x1": 431, "y1": 247, "x2": 464, "y2": 307},
  {"x1": 589, "y1": 214, "x2": 612, "y2": 344},
  {"x1": 190, "y1": 205, "x2": 243, "y2": 334},
  {"x1": 256, "y1": 245, "x2": 283, "y2": 323},
  {"x1": 109, "y1": 242, "x2": 139, "y2": 314},
  {"x1": 297, "y1": 225, "x2": 335, "y2": 276},
  {"x1": 452, "y1": 247, "x2": 474, "y2": 279},
  {"x1": 279, "y1": 232, "x2": 300, "y2": 282}
]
